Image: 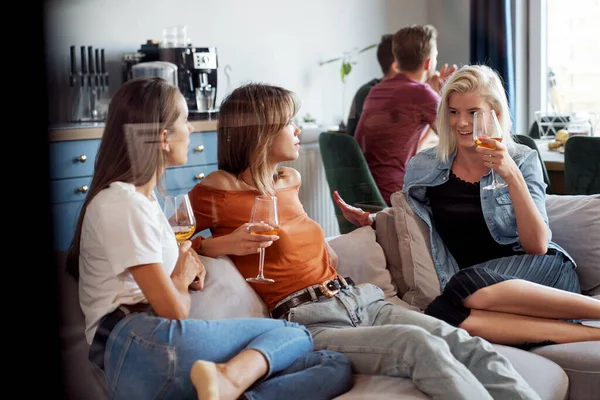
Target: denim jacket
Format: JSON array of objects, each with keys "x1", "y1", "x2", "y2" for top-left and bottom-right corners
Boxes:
[{"x1": 402, "y1": 144, "x2": 574, "y2": 290}]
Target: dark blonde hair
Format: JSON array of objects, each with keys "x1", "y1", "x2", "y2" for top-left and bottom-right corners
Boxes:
[
  {"x1": 66, "y1": 77, "x2": 181, "y2": 279},
  {"x1": 392, "y1": 24, "x2": 438, "y2": 72},
  {"x1": 217, "y1": 83, "x2": 299, "y2": 194}
]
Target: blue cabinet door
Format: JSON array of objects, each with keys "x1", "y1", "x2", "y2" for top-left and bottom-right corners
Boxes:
[
  {"x1": 165, "y1": 164, "x2": 218, "y2": 192},
  {"x1": 187, "y1": 131, "x2": 218, "y2": 166},
  {"x1": 50, "y1": 177, "x2": 92, "y2": 204},
  {"x1": 49, "y1": 140, "x2": 101, "y2": 180}
]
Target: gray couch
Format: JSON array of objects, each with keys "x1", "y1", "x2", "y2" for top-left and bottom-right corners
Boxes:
[{"x1": 58, "y1": 195, "x2": 600, "y2": 399}]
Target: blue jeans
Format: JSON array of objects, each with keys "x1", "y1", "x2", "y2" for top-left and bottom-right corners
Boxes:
[
  {"x1": 285, "y1": 283, "x2": 541, "y2": 400},
  {"x1": 102, "y1": 313, "x2": 352, "y2": 399}
]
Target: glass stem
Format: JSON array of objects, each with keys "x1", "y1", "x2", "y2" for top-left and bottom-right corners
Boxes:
[
  {"x1": 491, "y1": 169, "x2": 498, "y2": 184},
  {"x1": 258, "y1": 248, "x2": 265, "y2": 278}
]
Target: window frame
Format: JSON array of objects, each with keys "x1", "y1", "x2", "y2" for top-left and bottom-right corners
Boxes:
[{"x1": 526, "y1": 0, "x2": 548, "y2": 135}]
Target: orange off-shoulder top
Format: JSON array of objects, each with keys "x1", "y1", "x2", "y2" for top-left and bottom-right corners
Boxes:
[{"x1": 188, "y1": 183, "x2": 337, "y2": 311}]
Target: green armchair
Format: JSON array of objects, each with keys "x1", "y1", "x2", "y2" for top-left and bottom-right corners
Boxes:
[{"x1": 318, "y1": 132, "x2": 387, "y2": 234}]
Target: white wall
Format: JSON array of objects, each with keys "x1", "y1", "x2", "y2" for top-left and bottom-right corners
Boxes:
[
  {"x1": 45, "y1": 0, "x2": 470, "y2": 125},
  {"x1": 428, "y1": 0, "x2": 470, "y2": 69}
]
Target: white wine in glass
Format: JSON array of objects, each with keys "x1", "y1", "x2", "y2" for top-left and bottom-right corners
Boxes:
[
  {"x1": 473, "y1": 109, "x2": 508, "y2": 190},
  {"x1": 163, "y1": 194, "x2": 196, "y2": 244},
  {"x1": 246, "y1": 195, "x2": 279, "y2": 284}
]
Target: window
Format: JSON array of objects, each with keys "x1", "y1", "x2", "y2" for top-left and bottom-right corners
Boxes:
[
  {"x1": 547, "y1": 0, "x2": 600, "y2": 116},
  {"x1": 528, "y1": 0, "x2": 600, "y2": 134}
]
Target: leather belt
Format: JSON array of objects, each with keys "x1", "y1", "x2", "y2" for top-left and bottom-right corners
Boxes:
[
  {"x1": 271, "y1": 277, "x2": 354, "y2": 320},
  {"x1": 89, "y1": 303, "x2": 151, "y2": 370}
]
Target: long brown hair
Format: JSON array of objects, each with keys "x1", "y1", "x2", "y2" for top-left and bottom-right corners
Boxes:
[
  {"x1": 217, "y1": 83, "x2": 299, "y2": 194},
  {"x1": 66, "y1": 77, "x2": 181, "y2": 279}
]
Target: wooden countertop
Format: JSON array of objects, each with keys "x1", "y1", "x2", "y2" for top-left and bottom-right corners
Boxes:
[{"x1": 48, "y1": 120, "x2": 218, "y2": 142}]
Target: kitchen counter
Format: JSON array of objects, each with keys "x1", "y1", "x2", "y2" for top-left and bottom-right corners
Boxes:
[
  {"x1": 533, "y1": 138, "x2": 564, "y2": 172},
  {"x1": 48, "y1": 120, "x2": 218, "y2": 141}
]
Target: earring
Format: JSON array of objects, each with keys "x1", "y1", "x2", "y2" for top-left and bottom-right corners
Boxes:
[{"x1": 165, "y1": 144, "x2": 170, "y2": 152}]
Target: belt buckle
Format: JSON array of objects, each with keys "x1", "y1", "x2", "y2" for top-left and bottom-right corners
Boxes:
[{"x1": 319, "y1": 279, "x2": 340, "y2": 298}]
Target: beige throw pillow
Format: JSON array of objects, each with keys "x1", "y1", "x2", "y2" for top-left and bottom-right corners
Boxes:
[
  {"x1": 189, "y1": 255, "x2": 270, "y2": 320},
  {"x1": 375, "y1": 210, "x2": 409, "y2": 297},
  {"x1": 390, "y1": 192, "x2": 441, "y2": 310},
  {"x1": 328, "y1": 226, "x2": 398, "y2": 301}
]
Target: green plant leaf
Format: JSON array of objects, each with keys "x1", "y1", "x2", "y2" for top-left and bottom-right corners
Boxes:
[
  {"x1": 357, "y1": 44, "x2": 377, "y2": 53},
  {"x1": 340, "y1": 62, "x2": 352, "y2": 83},
  {"x1": 320, "y1": 43, "x2": 377, "y2": 83},
  {"x1": 319, "y1": 57, "x2": 343, "y2": 66}
]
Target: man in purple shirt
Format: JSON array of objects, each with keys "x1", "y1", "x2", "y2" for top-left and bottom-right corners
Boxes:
[{"x1": 354, "y1": 24, "x2": 456, "y2": 204}]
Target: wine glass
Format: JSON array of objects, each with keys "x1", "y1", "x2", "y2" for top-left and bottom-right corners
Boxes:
[
  {"x1": 473, "y1": 109, "x2": 508, "y2": 190},
  {"x1": 246, "y1": 195, "x2": 279, "y2": 284},
  {"x1": 163, "y1": 194, "x2": 196, "y2": 244}
]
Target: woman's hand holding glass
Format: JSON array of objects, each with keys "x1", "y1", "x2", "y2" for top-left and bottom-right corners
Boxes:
[
  {"x1": 171, "y1": 240, "x2": 206, "y2": 291},
  {"x1": 163, "y1": 193, "x2": 204, "y2": 287},
  {"x1": 333, "y1": 190, "x2": 373, "y2": 227},
  {"x1": 222, "y1": 223, "x2": 279, "y2": 256},
  {"x1": 474, "y1": 136, "x2": 520, "y2": 187},
  {"x1": 246, "y1": 196, "x2": 280, "y2": 284},
  {"x1": 473, "y1": 110, "x2": 511, "y2": 190}
]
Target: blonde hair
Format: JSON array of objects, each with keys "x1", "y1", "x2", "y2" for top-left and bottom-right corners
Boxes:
[
  {"x1": 217, "y1": 83, "x2": 300, "y2": 194},
  {"x1": 436, "y1": 65, "x2": 515, "y2": 162}
]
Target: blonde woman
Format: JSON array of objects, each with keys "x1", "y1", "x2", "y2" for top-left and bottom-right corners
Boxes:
[{"x1": 336, "y1": 65, "x2": 600, "y2": 348}]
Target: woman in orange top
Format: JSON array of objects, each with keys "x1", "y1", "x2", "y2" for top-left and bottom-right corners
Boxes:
[{"x1": 189, "y1": 83, "x2": 540, "y2": 400}]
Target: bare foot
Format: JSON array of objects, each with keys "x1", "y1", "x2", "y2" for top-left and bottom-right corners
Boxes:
[
  {"x1": 190, "y1": 360, "x2": 246, "y2": 400},
  {"x1": 191, "y1": 361, "x2": 219, "y2": 400}
]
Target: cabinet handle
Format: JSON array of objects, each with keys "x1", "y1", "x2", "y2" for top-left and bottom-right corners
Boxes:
[
  {"x1": 194, "y1": 145, "x2": 204, "y2": 152},
  {"x1": 194, "y1": 173, "x2": 205, "y2": 181},
  {"x1": 77, "y1": 185, "x2": 89, "y2": 193},
  {"x1": 76, "y1": 154, "x2": 87, "y2": 163}
]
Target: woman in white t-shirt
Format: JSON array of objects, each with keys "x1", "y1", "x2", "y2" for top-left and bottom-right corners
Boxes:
[{"x1": 66, "y1": 77, "x2": 352, "y2": 400}]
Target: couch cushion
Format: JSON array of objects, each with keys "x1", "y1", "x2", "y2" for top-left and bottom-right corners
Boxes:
[
  {"x1": 334, "y1": 344, "x2": 569, "y2": 400},
  {"x1": 546, "y1": 194, "x2": 600, "y2": 294},
  {"x1": 390, "y1": 192, "x2": 441, "y2": 310},
  {"x1": 57, "y1": 252, "x2": 109, "y2": 400},
  {"x1": 188, "y1": 255, "x2": 269, "y2": 320},
  {"x1": 532, "y1": 341, "x2": 600, "y2": 400},
  {"x1": 334, "y1": 375, "x2": 428, "y2": 399},
  {"x1": 375, "y1": 210, "x2": 409, "y2": 297},
  {"x1": 494, "y1": 344, "x2": 569, "y2": 400},
  {"x1": 328, "y1": 226, "x2": 398, "y2": 301}
]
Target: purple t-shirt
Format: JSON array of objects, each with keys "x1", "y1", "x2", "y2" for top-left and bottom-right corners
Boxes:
[{"x1": 354, "y1": 74, "x2": 439, "y2": 204}]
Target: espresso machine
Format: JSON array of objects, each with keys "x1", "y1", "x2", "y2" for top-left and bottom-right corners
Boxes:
[
  {"x1": 124, "y1": 42, "x2": 218, "y2": 119},
  {"x1": 159, "y1": 46, "x2": 218, "y2": 117}
]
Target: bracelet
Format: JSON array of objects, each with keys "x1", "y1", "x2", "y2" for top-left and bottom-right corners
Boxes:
[
  {"x1": 369, "y1": 213, "x2": 377, "y2": 229},
  {"x1": 359, "y1": 211, "x2": 374, "y2": 226}
]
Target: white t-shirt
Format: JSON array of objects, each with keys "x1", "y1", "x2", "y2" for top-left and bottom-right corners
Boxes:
[{"x1": 78, "y1": 182, "x2": 178, "y2": 344}]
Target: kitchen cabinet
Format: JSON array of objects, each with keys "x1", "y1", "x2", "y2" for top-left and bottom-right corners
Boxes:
[{"x1": 48, "y1": 122, "x2": 218, "y2": 251}]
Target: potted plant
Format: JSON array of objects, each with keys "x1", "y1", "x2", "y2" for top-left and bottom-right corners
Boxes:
[{"x1": 319, "y1": 44, "x2": 377, "y2": 129}]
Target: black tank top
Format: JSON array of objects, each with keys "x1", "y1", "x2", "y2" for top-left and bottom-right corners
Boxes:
[{"x1": 427, "y1": 171, "x2": 519, "y2": 269}]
